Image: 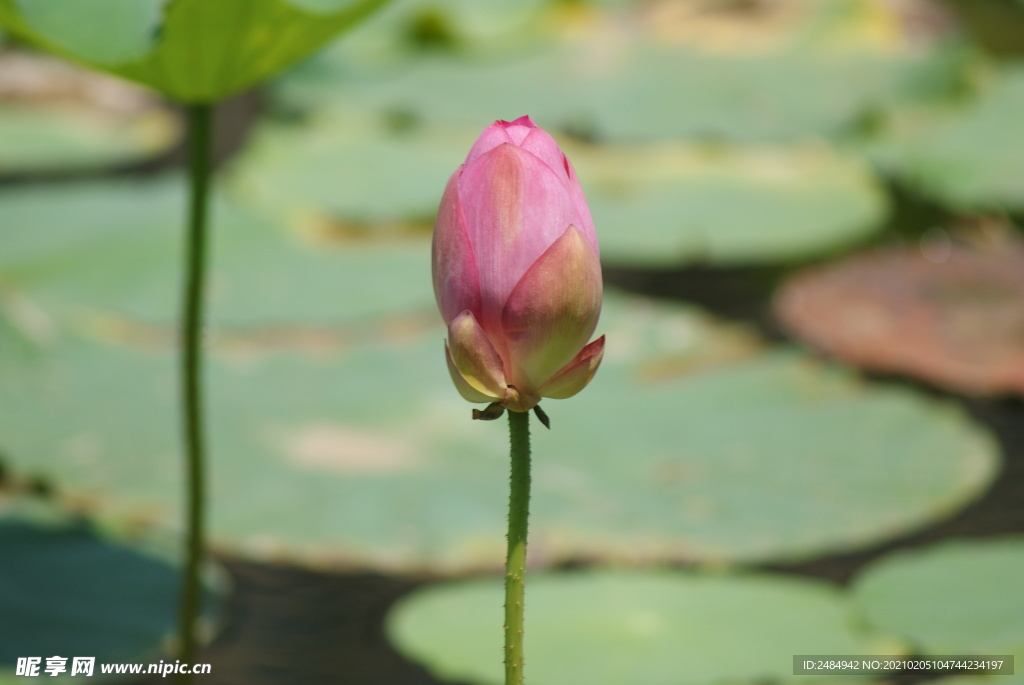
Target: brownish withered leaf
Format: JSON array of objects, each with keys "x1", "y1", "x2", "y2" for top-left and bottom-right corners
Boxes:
[{"x1": 775, "y1": 238, "x2": 1024, "y2": 396}]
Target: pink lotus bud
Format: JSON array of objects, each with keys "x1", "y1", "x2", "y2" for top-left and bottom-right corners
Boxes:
[{"x1": 432, "y1": 116, "x2": 604, "y2": 414}]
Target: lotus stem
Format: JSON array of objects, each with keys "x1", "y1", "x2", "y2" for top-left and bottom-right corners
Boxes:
[
  {"x1": 504, "y1": 409, "x2": 532, "y2": 684},
  {"x1": 177, "y1": 102, "x2": 214, "y2": 683}
]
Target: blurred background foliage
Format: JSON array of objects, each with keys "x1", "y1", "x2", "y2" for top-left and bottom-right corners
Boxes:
[{"x1": 0, "y1": 0, "x2": 1022, "y2": 683}]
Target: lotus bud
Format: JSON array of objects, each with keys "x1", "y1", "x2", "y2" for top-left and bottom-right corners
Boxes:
[{"x1": 432, "y1": 116, "x2": 605, "y2": 417}]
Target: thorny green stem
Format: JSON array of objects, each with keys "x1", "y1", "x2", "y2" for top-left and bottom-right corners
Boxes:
[
  {"x1": 178, "y1": 102, "x2": 214, "y2": 684},
  {"x1": 504, "y1": 409, "x2": 532, "y2": 684}
]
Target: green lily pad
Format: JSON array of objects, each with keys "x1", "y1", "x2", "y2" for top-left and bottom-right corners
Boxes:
[
  {"x1": 228, "y1": 112, "x2": 472, "y2": 226},
  {"x1": 865, "y1": 63, "x2": 1024, "y2": 211},
  {"x1": 282, "y1": 45, "x2": 947, "y2": 143},
  {"x1": 0, "y1": 177, "x2": 435, "y2": 327},
  {"x1": 0, "y1": 103, "x2": 174, "y2": 174},
  {"x1": 0, "y1": 52, "x2": 179, "y2": 174},
  {"x1": 0, "y1": 246, "x2": 998, "y2": 573},
  {"x1": 0, "y1": 503, "x2": 222, "y2": 682},
  {"x1": 852, "y1": 536, "x2": 1024, "y2": 682},
  {"x1": 277, "y1": 0, "x2": 963, "y2": 144},
  {"x1": 231, "y1": 115, "x2": 887, "y2": 266},
  {"x1": 0, "y1": 170, "x2": 996, "y2": 570},
  {"x1": 0, "y1": 0, "x2": 393, "y2": 102},
  {"x1": 570, "y1": 140, "x2": 887, "y2": 265},
  {"x1": 388, "y1": 570, "x2": 880, "y2": 685}
]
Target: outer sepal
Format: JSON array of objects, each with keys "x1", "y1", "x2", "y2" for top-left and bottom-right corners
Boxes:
[
  {"x1": 446, "y1": 310, "x2": 506, "y2": 400},
  {"x1": 538, "y1": 335, "x2": 605, "y2": 399},
  {"x1": 445, "y1": 343, "x2": 494, "y2": 404}
]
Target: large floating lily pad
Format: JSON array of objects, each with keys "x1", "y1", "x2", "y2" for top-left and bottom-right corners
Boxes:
[
  {"x1": 852, "y1": 536, "x2": 1024, "y2": 677},
  {"x1": 232, "y1": 115, "x2": 887, "y2": 266},
  {"x1": 388, "y1": 570, "x2": 880, "y2": 685},
  {"x1": 0, "y1": 220, "x2": 999, "y2": 577},
  {"x1": 278, "y1": 0, "x2": 963, "y2": 143},
  {"x1": 228, "y1": 112, "x2": 472, "y2": 226},
  {"x1": 284, "y1": 43, "x2": 951, "y2": 143},
  {"x1": 775, "y1": 240, "x2": 1024, "y2": 396},
  {"x1": 0, "y1": 177, "x2": 435, "y2": 328},
  {"x1": 0, "y1": 177, "x2": 997, "y2": 570},
  {"x1": 0, "y1": 504, "x2": 221, "y2": 683},
  {"x1": 866, "y1": 64, "x2": 1024, "y2": 211},
  {"x1": 571, "y1": 140, "x2": 886, "y2": 265}
]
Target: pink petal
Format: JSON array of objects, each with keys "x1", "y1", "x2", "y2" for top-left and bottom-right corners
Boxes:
[
  {"x1": 464, "y1": 127, "x2": 514, "y2": 166},
  {"x1": 564, "y1": 155, "x2": 598, "y2": 253},
  {"x1": 447, "y1": 310, "x2": 507, "y2": 399},
  {"x1": 432, "y1": 169, "x2": 482, "y2": 324},
  {"x1": 458, "y1": 144, "x2": 576, "y2": 333},
  {"x1": 502, "y1": 115, "x2": 537, "y2": 144},
  {"x1": 464, "y1": 116, "x2": 537, "y2": 164},
  {"x1": 518, "y1": 127, "x2": 571, "y2": 182},
  {"x1": 538, "y1": 335, "x2": 605, "y2": 399},
  {"x1": 501, "y1": 225, "x2": 602, "y2": 392},
  {"x1": 503, "y1": 114, "x2": 536, "y2": 137},
  {"x1": 445, "y1": 343, "x2": 495, "y2": 403}
]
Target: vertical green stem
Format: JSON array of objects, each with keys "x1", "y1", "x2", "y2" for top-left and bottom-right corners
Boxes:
[
  {"x1": 178, "y1": 103, "x2": 214, "y2": 684},
  {"x1": 505, "y1": 409, "x2": 532, "y2": 685}
]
